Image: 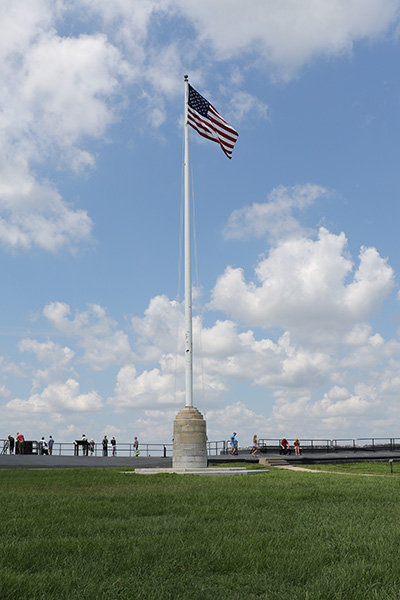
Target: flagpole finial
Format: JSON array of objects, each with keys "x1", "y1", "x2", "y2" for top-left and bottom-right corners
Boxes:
[{"x1": 184, "y1": 74, "x2": 188, "y2": 82}]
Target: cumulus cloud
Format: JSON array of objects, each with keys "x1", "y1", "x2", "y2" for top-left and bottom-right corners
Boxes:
[
  {"x1": 0, "y1": 1, "x2": 130, "y2": 252},
  {"x1": 4, "y1": 378, "x2": 103, "y2": 415},
  {"x1": 0, "y1": 1, "x2": 399, "y2": 253},
  {"x1": 204, "y1": 402, "x2": 272, "y2": 442},
  {"x1": 1, "y1": 1, "x2": 400, "y2": 441},
  {"x1": 108, "y1": 364, "x2": 178, "y2": 410},
  {"x1": 174, "y1": 0, "x2": 400, "y2": 80},
  {"x1": 223, "y1": 184, "x2": 328, "y2": 242},
  {"x1": 43, "y1": 302, "x2": 133, "y2": 370},
  {"x1": 210, "y1": 227, "x2": 395, "y2": 339},
  {"x1": 18, "y1": 338, "x2": 76, "y2": 388}
]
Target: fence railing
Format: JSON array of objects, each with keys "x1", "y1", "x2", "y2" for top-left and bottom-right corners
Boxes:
[
  {"x1": 255, "y1": 438, "x2": 400, "y2": 454},
  {"x1": 0, "y1": 439, "x2": 227, "y2": 457},
  {"x1": 2, "y1": 437, "x2": 400, "y2": 457}
]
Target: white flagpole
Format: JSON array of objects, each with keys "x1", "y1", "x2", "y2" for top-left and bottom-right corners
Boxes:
[
  {"x1": 172, "y1": 76, "x2": 207, "y2": 469},
  {"x1": 184, "y1": 75, "x2": 193, "y2": 408}
]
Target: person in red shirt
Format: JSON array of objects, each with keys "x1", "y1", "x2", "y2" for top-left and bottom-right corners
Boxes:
[
  {"x1": 280, "y1": 437, "x2": 289, "y2": 455},
  {"x1": 16, "y1": 432, "x2": 24, "y2": 454}
]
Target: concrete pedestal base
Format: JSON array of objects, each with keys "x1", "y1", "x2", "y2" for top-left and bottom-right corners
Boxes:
[{"x1": 173, "y1": 406, "x2": 207, "y2": 469}]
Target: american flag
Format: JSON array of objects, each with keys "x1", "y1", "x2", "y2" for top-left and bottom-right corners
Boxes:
[{"x1": 187, "y1": 85, "x2": 239, "y2": 159}]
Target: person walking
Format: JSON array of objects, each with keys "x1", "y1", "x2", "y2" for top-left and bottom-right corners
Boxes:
[
  {"x1": 111, "y1": 436, "x2": 117, "y2": 456},
  {"x1": 7, "y1": 435, "x2": 14, "y2": 455},
  {"x1": 251, "y1": 434, "x2": 259, "y2": 457},
  {"x1": 48, "y1": 436, "x2": 54, "y2": 456},
  {"x1": 133, "y1": 436, "x2": 139, "y2": 456},
  {"x1": 102, "y1": 435, "x2": 108, "y2": 457},
  {"x1": 230, "y1": 432, "x2": 238, "y2": 455}
]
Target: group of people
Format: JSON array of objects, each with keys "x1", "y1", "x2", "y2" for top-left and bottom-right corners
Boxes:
[
  {"x1": 79, "y1": 434, "x2": 140, "y2": 457},
  {"x1": 6, "y1": 433, "x2": 141, "y2": 457},
  {"x1": 79, "y1": 435, "x2": 96, "y2": 456},
  {"x1": 229, "y1": 433, "x2": 302, "y2": 456},
  {"x1": 230, "y1": 433, "x2": 260, "y2": 456},
  {"x1": 280, "y1": 437, "x2": 301, "y2": 455},
  {"x1": 7, "y1": 433, "x2": 55, "y2": 455}
]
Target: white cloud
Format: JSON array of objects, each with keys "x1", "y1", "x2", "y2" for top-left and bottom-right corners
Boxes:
[
  {"x1": 227, "y1": 90, "x2": 269, "y2": 123},
  {"x1": 204, "y1": 402, "x2": 272, "y2": 443},
  {"x1": 0, "y1": 153, "x2": 93, "y2": 252},
  {"x1": 0, "y1": 385, "x2": 11, "y2": 400},
  {"x1": 0, "y1": 1, "x2": 131, "y2": 253},
  {"x1": 131, "y1": 295, "x2": 184, "y2": 361},
  {"x1": 223, "y1": 184, "x2": 328, "y2": 242},
  {"x1": 18, "y1": 338, "x2": 76, "y2": 388},
  {"x1": 0, "y1": 356, "x2": 27, "y2": 378},
  {"x1": 108, "y1": 364, "x2": 179, "y2": 410},
  {"x1": 210, "y1": 227, "x2": 394, "y2": 338},
  {"x1": 43, "y1": 302, "x2": 133, "y2": 370},
  {"x1": 174, "y1": 0, "x2": 400, "y2": 80},
  {"x1": 4, "y1": 379, "x2": 103, "y2": 415},
  {"x1": 0, "y1": 1, "x2": 398, "y2": 254},
  {"x1": 18, "y1": 33, "x2": 131, "y2": 160},
  {"x1": 135, "y1": 408, "x2": 177, "y2": 443}
]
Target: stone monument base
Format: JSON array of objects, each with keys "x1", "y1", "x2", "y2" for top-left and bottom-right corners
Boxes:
[{"x1": 173, "y1": 406, "x2": 207, "y2": 469}]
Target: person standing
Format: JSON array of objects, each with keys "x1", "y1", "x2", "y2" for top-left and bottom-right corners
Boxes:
[
  {"x1": 82, "y1": 434, "x2": 89, "y2": 456},
  {"x1": 7, "y1": 435, "x2": 14, "y2": 455},
  {"x1": 40, "y1": 437, "x2": 48, "y2": 455},
  {"x1": 48, "y1": 436, "x2": 54, "y2": 456},
  {"x1": 102, "y1": 435, "x2": 108, "y2": 457},
  {"x1": 294, "y1": 438, "x2": 301, "y2": 456},
  {"x1": 133, "y1": 436, "x2": 139, "y2": 456},
  {"x1": 88, "y1": 439, "x2": 95, "y2": 456},
  {"x1": 110, "y1": 436, "x2": 117, "y2": 456},
  {"x1": 16, "y1": 432, "x2": 24, "y2": 454}
]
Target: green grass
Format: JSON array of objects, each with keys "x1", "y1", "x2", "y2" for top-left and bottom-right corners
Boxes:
[
  {"x1": 305, "y1": 461, "x2": 400, "y2": 476},
  {"x1": 0, "y1": 466, "x2": 400, "y2": 599}
]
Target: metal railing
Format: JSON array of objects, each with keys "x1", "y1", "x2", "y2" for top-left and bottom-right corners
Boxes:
[
  {"x1": 2, "y1": 437, "x2": 400, "y2": 457},
  {"x1": 256, "y1": 438, "x2": 400, "y2": 454},
  {"x1": 331, "y1": 438, "x2": 400, "y2": 452},
  {"x1": 0, "y1": 439, "x2": 227, "y2": 457}
]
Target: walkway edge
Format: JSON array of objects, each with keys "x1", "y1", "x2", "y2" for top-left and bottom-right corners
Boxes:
[{"x1": 125, "y1": 467, "x2": 270, "y2": 476}]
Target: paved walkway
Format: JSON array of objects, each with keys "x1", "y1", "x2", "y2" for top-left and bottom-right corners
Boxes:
[
  {"x1": 1, "y1": 449, "x2": 399, "y2": 470},
  {"x1": 272, "y1": 465, "x2": 397, "y2": 477},
  {"x1": 0, "y1": 454, "x2": 173, "y2": 469}
]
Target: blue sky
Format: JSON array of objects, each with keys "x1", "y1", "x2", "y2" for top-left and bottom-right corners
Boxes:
[{"x1": 2, "y1": 0, "x2": 400, "y2": 446}]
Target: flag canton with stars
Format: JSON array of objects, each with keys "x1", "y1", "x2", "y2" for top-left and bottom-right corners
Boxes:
[{"x1": 188, "y1": 86, "x2": 209, "y2": 117}]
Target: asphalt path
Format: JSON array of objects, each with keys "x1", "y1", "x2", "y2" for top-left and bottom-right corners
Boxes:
[
  {"x1": 0, "y1": 454, "x2": 173, "y2": 469},
  {"x1": 1, "y1": 450, "x2": 399, "y2": 469}
]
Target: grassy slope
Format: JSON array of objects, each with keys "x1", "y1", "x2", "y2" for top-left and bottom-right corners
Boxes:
[{"x1": 0, "y1": 467, "x2": 399, "y2": 599}]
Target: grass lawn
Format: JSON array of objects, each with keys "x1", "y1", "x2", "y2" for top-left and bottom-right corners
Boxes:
[
  {"x1": 0, "y1": 465, "x2": 400, "y2": 599},
  {"x1": 303, "y1": 461, "x2": 400, "y2": 476}
]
